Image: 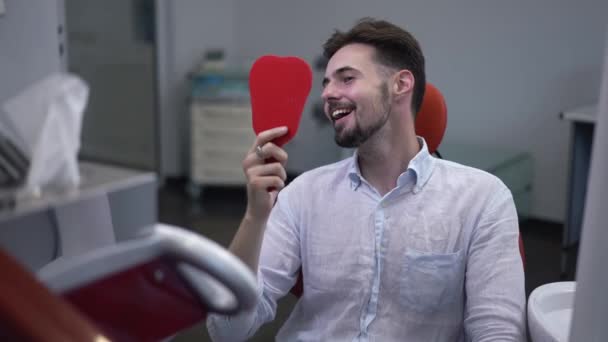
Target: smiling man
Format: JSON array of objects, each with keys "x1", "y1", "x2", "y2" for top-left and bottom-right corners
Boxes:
[{"x1": 207, "y1": 18, "x2": 526, "y2": 341}]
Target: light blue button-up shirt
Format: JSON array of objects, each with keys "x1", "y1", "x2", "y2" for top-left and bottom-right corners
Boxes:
[{"x1": 208, "y1": 138, "x2": 526, "y2": 341}]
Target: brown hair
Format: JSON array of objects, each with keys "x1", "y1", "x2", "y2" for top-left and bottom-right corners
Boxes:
[{"x1": 323, "y1": 18, "x2": 426, "y2": 115}]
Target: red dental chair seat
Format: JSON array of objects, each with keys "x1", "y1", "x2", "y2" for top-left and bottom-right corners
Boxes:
[{"x1": 1, "y1": 224, "x2": 258, "y2": 341}]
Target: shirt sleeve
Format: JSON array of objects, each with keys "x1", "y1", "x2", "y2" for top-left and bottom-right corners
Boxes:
[
  {"x1": 464, "y1": 182, "x2": 527, "y2": 341},
  {"x1": 207, "y1": 189, "x2": 301, "y2": 341}
]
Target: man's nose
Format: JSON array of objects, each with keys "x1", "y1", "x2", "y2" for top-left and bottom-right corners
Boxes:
[{"x1": 321, "y1": 82, "x2": 339, "y2": 102}]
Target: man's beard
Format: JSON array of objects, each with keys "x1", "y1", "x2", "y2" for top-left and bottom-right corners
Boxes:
[{"x1": 334, "y1": 84, "x2": 391, "y2": 148}]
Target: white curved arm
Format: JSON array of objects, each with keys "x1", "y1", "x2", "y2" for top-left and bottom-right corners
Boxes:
[{"x1": 38, "y1": 223, "x2": 258, "y2": 315}]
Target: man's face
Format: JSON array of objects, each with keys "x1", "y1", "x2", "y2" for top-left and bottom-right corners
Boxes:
[{"x1": 322, "y1": 43, "x2": 392, "y2": 148}]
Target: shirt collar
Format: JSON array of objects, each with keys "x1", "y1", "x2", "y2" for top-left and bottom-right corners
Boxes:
[
  {"x1": 347, "y1": 150, "x2": 363, "y2": 190},
  {"x1": 406, "y1": 137, "x2": 436, "y2": 193},
  {"x1": 346, "y1": 136, "x2": 436, "y2": 193}
]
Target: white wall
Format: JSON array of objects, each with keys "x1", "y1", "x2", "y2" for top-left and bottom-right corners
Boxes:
[
  {"x1": 4, "y1": 1, "x2": 598, "y2": 221},
  {"x1": 0, "y1": 0, "x2": 61, "y2": 105},
  {"x1": 232, "y1": 0, "x2": 608, "y2": 221},
  {"x1": 157, "y1": 0, "x2": 235, "y2": 176}
]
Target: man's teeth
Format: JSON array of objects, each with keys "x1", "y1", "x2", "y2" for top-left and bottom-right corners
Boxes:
[{"x1": 332, "y1": 109, "x2": 351, "y2": 119}]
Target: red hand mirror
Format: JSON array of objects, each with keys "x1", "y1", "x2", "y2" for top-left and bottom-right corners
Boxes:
[{"x1": 249, "y1": 55, "x2": 313, "y2": 147}]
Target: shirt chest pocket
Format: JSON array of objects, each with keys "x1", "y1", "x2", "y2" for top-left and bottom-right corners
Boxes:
[{"x1": 399, "y1": 249, "x2": 465, "y2": 320}]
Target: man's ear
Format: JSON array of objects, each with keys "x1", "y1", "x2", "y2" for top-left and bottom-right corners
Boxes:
[{"x1": 393, "y1": 70, "x2": 414, "y2": 97}]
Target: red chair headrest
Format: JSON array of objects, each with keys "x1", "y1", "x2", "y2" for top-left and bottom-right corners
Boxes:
[{"x1": 415, "y1": 83, "x2": 447, "y2": 154}]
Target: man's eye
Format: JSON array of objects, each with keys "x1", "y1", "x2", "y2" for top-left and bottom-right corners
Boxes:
[{"x1": 344, "y1": 76, "x2": 355, "y2": 83}]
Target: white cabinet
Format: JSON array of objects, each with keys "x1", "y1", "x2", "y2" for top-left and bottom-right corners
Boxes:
[{"x1": 189, "y1": 101, "x2": 255, "y2": 193}]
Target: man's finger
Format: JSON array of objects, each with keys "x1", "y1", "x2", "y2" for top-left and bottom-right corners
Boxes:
[
  {"x1": 249, "y1": 176, "x2": 285, "y2": 191},
  {"x1": 246, "y1": 163, "x2": 287, "y2": 182},
  {"x1": 260, "y1": 143, "x2": 288, "y2": 164},
  {"x1": 249, "y1": 126, "x2": 288, "y2": 153}
]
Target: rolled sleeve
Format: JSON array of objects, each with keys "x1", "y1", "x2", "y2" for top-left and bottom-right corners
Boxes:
[
  {"x1": 207, "y1": 190, "x2": 301, "y2": 341},
  {"x1": 206, "y1": 275, "x2": 265, "y2": 342}
]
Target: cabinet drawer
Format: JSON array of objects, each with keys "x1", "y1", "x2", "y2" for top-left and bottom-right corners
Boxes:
[
  {"x1": 193, "y1": 127, "x2": 255, "y2": 151},
  {"x1": 190, "y1": 101, "x2": 254, "y2": 187},
  {"x1": 192, "y1": 104, "x2": 252, "y2": 130},
  {"x1": 191, "y1": 148, "x2": 246, "y2": 185},
  {"x1": 192, "y1": 147, "x2": 245, "y2": 171},
  {"x1": 192, "y1": 168, "x2": 246, "y2": 185}
]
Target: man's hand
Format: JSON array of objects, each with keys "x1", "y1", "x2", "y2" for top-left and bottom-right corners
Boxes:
[{"x1": 242, "y1": 126, "x2": 289, "y2": 224}]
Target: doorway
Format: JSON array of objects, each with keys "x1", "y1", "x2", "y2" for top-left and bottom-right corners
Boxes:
[{"x1": 62, "y1": 0, "x2": 158, "y2": 171}]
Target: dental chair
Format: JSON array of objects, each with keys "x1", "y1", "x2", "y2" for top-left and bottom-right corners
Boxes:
[
  {"x1": 290, "y1": 82, "x2": 525, "y2": 298},
  {"x1": 0, "y1": 249, "x2": 104, "y2": 341},
  {"x1": 0, "y1": 224, "x2": 258, "y2": 341}
]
